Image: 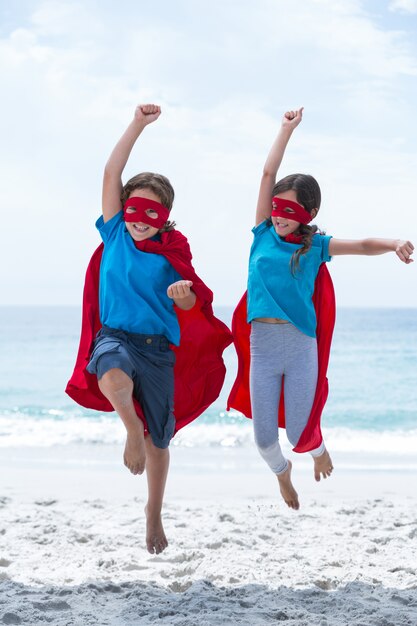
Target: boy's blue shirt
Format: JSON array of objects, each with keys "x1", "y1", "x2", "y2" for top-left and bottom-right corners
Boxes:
[
  {"x1": 96, "y1": 211, "x2": 182, "y2": 345},
  {"x1": 247, "y1": 220, "x2": 332, "y2": 338}
]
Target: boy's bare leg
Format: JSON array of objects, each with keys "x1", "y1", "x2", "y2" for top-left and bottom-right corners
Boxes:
[
  {"x1": 277, "y1": 460, "x2": 299, "y2": 510},
  {"x1": 98, "y1": 368, "x2": 146, "y2": 475},
  {"x1": 144, "y1": 437, "x2": 169, "y2": 554},
  {"x1": 313, "y1": 448, "x2": 334, "y2": 481}
]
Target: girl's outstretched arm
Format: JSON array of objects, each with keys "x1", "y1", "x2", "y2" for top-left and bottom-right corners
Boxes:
[
  {"x1": 255, "y1": 107, "x2": 303, "y2": 226},
  {"x1": 102, "y1": 104, "x2": 161, "y2": 223},
  {"x1": 329, "y1": 238, "x2": 414, "y2": 264}
]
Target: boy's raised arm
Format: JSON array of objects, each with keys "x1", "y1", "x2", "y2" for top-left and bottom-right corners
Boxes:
[
  {"x1": 102, "y1": 104, "x2": 161, "y2": 223},
  {"x1": 255, "y1": 107, "x2": 303, "y2": 226}
]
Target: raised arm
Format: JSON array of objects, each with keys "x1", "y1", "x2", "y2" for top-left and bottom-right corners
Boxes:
[
  {"x1": 329, "y1": 238, "x2": 414, "y2": 264},
  {"x1": 255, "y1": 107, "x2": 304, "y2": 226},
  {"x1": 102, "y1": 104, "x2": 161, "y2": 223}
]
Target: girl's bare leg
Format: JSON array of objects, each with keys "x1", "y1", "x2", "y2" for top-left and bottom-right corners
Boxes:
[
  {"x1": 277, "y1": 461, "x2": 299, "y2": 510},
  {"x1": 98, "y1": 368, "x2": 146, "y2": 475},
  {"x1": 144, "y1": 437, "x2": 170, "y2": 554}
]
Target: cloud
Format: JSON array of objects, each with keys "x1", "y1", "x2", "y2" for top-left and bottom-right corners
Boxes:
[
  {"x1": 389, "y1": 0, "x2": 417, "y2": 14},
  {"x1": 0, "y1": 0, "x2": 416, "y2": 306}
]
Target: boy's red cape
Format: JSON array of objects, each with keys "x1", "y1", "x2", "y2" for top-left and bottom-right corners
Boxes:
[
  {"x1": 66, "y1": 229, "x2": 233, "y2": 433},
  {"x1": 227, "y1": 264, "x2": 335, "y2": 453}
]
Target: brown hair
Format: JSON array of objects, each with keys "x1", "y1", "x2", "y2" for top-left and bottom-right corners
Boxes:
[
  {"x1": 272, "y1": 173, "x2": 322, "y2": 274},
  {"x1": 121, "y1": 172, "x2": 176, "y2": 231}
]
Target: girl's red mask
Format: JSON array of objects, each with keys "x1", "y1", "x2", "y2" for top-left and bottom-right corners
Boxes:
[
  {"x1": 123, "y1": 197, "x2": 170, "y2": 229},
  {"x1": 271, "y1": 197, "x2": 313, "y2": 225}
]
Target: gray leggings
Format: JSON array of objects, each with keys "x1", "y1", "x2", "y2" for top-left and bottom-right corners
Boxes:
[{"x1": 250, "y1": 321, "x2": 324, "y2": 475}]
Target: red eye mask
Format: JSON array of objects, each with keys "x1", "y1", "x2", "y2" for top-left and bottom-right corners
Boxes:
[
  {"x1": 271, "y1": 197, "x2": 313, "y2": 225},
  {"x1": 123, "y1": 197, "x2": 170, "y2": 229}
]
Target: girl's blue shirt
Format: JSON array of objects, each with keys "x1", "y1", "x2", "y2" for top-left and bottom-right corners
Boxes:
[
  {"x1": 96, "y1": 211, "x2": 182, "y2": 345},
  {"x1": 247, "y1": 220, "x2": 332, "y2": 337}
]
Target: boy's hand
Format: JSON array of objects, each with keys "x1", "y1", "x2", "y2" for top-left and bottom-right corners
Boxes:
[
  {"x1": 167, "y1": 280, "x2": 193, "y2": 299},
  {"x1": 282, "y1": 107, "x2": 304, "y2": 131},
  {"x1": 396, "y1": 240, "x2": 414, "y2": 264},
  {"x1": 134, "y1": 104, "x2": 161, "y2": 126}
]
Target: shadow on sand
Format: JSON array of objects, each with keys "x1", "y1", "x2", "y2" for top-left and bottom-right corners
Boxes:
[{"x1": 1, "y1": 577, "x2": 416, "y2": 625}]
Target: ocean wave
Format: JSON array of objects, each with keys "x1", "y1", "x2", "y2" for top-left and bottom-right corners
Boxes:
[{"x1": 1, "y1": 410, "x2": 417, "y2": 456}]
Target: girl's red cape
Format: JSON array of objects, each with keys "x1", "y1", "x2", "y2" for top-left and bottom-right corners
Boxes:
[
  {"x1": 66, "y1": 230, "x2": 233, "y2": 433},
  {"x1": 227, "y1": 264, "x2": 335, "y2": 453}
]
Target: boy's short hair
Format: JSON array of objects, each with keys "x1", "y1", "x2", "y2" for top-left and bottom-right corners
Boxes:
[{"x1": 121, "y1": 172, "x2": 175, "y2": 210}]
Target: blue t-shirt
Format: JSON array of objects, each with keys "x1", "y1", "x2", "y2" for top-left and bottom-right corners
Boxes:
[
  {"x1": 97, "y1": 212, "x2": 182, "y2": 345},
  {"x1": 247, "y1": 220, "x2": 332, "y2": 337}
]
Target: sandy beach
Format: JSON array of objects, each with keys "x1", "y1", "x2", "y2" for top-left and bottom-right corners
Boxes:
[{"x1": 1, "y1": 444, "x2": 417, "y2": 626}]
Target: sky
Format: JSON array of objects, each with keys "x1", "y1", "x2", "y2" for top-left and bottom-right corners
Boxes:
[{"x1": 1, "y1": 0, "x2": 416, "y2": 307}]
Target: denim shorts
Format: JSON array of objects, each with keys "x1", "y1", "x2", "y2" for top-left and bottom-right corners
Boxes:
[{"x1": 86, "y1": 326, "x2": 176, "y2": 448}]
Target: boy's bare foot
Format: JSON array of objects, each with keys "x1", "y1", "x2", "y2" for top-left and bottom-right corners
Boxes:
[
  {"x1": 313, "y1": 449, "x2": 334, "y2": 481},
  {"x1": 123, "y1": 421, "x2": 146, "y2": 475},
  {"x1": 145, "y1": 506, "x2": 168, "y2": 554},
  {"x1": 277, "y1": 460, "x2": 299, "y2": 510}
]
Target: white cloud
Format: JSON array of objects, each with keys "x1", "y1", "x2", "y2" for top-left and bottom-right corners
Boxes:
[
  {"x1": 0, "y1": 0, "x2": 416, "y2": 306},
  {"x1": 389, "y1": 0, "x2": 417, "y2": 14}
]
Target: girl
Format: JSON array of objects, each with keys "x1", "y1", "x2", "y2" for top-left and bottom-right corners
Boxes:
[
  {"x1": 67, "y1": 104, "x2": 232, "y2": 553},
  {"x1": 228, "y1": 107, "x2": 414, "y2": 511}
]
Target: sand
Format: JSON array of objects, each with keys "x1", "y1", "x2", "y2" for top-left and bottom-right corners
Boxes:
[{"x1": 1, "y1": 444, "x2": 417, "y2": 625}]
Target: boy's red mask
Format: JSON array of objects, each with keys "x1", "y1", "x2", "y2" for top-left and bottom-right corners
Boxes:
[
  {"x1": 271, "y1": 197, "x2": 313, "y2": 225},
  {"x1": 123, "y1": 197, "x2": 170, "y2": 229}
]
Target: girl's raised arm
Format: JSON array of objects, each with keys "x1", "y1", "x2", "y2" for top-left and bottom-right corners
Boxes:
[
  {"x1": 102, "y1": 104, "x2": 161, "y2": 223},
  {"x1": 255, "y1": 107, "x2": 303, "y2": 226},
  {"x1": 329, "y1": 238, "x2": 414, "y2": 264}
]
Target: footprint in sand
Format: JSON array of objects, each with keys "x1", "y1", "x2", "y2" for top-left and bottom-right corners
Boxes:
[
  {"x1": 32, "y1": 600, "x2": 71, "y2": 611},
  {"x1": 168, "y1": 580, "x2": 192, "y2": 593},
  {"x1": 218, "y1": 513, "x2": 235, "y2": 523},
  {"x1": 258, "y1": 533, "x2": 272, "y2": 541},
  {"x1": 161, "y1": 565, "x2": 196, "y2": 579},
  {"x1": 164, "y1": 551, "x2": 204, "y2": 564},
  {"x1": 391, "y1": 593, "x2": 413, "y2": 606},
  {"x1": 73, "y1": 533, "x2": 94, "y2": 544},
  {"x1": 97, "y1": 558, "x2": 116, "y2": 568},
  {"x1": 314, "y1": 578, "x2": 337, "y2": 590},
  {"x1": 123, "y1": 563, "x2": 149, "y2": 571},
  {"x1": 2, "y1": 613, "x2": 22, "y2": 625},
  {"x1": 389, "y1": 566, "x2": 415, "y2": 574},
  {"x1": 103, "y1": 583, "x2": 122, "y2": 593}
]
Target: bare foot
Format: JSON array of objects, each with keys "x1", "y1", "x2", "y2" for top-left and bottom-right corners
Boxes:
[
  {"x1": 123, "y1": 421, "x2": 146, "y2": 475},
  {"x1": 277, "y1": 460, "x2": 299, "y2": 510},
  {"x1": 313, "y1": 449, "x2": 334, "y2": 482},
  {"x1": 145, "y1": 506, "x2": 168, "y2": 554}
]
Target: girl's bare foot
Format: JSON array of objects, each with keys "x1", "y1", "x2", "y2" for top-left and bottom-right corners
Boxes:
[
  {"x1": 123, "y1": 421, "x2": 146, "y2": 475},
  {"x1": 313, "y1": 449, "x2": 334, "y2": 481},
  {"x1": 145, "y1": 505, "x2": 168, "y2": 554},
  {"x1": 277, "y1": 460, "x2": 299, "y2": 510}
]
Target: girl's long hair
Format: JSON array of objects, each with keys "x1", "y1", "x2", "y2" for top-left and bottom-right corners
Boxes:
[{"x1": 272, "y1": 174, "x2": 322, "y2": 274}]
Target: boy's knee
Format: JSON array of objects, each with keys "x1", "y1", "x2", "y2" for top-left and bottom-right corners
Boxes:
[
  {"x1": 146, "y1": 436, "x2": 170, "y2": 454},
  {"x1": 99, "y1": 367, "x2": 133, "y2": 392}
]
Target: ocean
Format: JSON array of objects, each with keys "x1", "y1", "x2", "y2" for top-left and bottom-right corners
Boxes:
[{"x1": 1, "y1": 306, "x2": 416, "y2": 468}]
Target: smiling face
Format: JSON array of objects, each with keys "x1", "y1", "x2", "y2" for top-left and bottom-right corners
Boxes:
[
  {"x1": 124, "y1": 188, "x2": 163, "y2": 241},
  {"x1": 271, "y1": 189, "x2": 302, "y2": 237}
]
